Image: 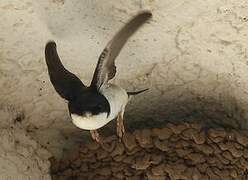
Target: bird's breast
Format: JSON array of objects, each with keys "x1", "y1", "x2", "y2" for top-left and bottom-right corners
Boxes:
[
  {"x1": 71, "y1": 113, "x2": 110, "y2": 130},
  {"x1": 70, "y1": 84, "x2": 128, "y2": 131}
]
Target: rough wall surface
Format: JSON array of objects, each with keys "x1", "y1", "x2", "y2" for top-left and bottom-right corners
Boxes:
[
  {"x1": 0, "y1": 127, "x2": 51, "y2": 180},
  {"x1": 0, "y1": 106, "x2": 51, "y2": 179},
  {"x1": 1, "y1": 0, "x2": 248, "y2": 156}
]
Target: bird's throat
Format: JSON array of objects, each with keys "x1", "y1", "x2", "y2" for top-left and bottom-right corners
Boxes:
[{"x1": 71, "y1": 113, "x2": 110, "y2": 130}]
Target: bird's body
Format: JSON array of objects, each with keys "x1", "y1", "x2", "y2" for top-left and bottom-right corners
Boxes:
[
  {"x1": 71, "y1": 84, "x2": 128, "y2": 130},
  {"x1": 44, "y1": 10, "x2": 152, "y2": 142}
]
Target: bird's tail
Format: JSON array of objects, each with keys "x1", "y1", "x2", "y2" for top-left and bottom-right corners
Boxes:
[{"x1": 127, "y1": 88, "x2": 149, "y2": 97}]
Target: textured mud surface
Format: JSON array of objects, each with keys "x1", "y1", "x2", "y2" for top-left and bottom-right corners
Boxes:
[
  {"x1": 51, "y1": 122, "x2": 248, "y2": 180},
  {"x1": 0, "y1": 126, "x2": 51, "y2": 179},
  {"x1": 0, "y1": 104, "x2": 52, "y2": 179}
]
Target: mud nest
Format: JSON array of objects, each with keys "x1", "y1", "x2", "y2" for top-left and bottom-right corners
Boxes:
[{"x1": 51, "y1": 122, "x2": 248, "y2": 180}]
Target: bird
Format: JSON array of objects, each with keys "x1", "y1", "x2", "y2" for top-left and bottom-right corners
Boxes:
[{"x1": 45, "y1": 10, "x2": 152, "y2": 142}]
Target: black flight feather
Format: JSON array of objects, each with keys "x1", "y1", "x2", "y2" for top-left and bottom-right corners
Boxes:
[
  {"x1": 45, "y1": 41, "x2": 86, "y2": 101},
  {"x1": 90, "y1": 10, "x2": 152, "y2": 90}
]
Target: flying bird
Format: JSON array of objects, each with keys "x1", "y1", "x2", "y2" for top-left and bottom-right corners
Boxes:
[{"x1": 45, "y1": 10, "x2": 152, "y2": 142}]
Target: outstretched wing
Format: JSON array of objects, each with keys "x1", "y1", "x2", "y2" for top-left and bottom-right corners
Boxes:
[
  {"x1": 45, "y1": 41, "x2": 85, "y2": 101},
  {"x1": 90, "y1": 10, "x2": 152, "y2": 89}
]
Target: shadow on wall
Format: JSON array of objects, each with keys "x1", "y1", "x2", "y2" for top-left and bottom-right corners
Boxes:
[
  {"x1": 124, "y1": 94, "x2": 245, "y2": 132},
  {"x1": 108, "y1": 56, "x2": 248, "y2": 132},
  {"x1": 103, "y1": 80, "x2": 247, "y2": 135}
]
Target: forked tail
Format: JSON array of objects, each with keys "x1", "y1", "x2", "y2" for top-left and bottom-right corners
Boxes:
[{"x1": 127, "y1": 88, "x2": 149, "y2": 97}]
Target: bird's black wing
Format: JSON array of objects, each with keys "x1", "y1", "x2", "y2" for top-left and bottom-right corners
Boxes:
[
  {"x1": 45, "y1": 41, "x2": 86, "y2": 101},
  {"x1": 90, "y1": 10, "x2": 152, "y2": 90}
]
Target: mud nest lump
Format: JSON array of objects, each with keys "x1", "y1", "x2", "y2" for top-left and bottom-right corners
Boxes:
[{"x1": 51, "y1": 122, "x2": 248, "y2": 180}]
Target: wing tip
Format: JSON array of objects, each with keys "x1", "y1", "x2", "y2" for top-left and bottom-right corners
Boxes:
[
  {"x1": 45, "y1": 40, "x2": 58, "y2": 64},
  {"x1": 45, "y1": 40, "x2": 57, "y2": 52},
  {"x1": 45, "y1": 40, "x2": 57, "y2": 58},
  {"x1": 45, "y1": 40, "x2": 56, "y2": 50}
]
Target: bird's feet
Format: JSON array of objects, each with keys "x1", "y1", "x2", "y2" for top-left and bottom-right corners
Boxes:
[
  {"x1": 90, "y1": 130, "x2": 101, "y2": 143},
  {"x1": 117, "y1": 112, "x2": 125, "y2": 140}
]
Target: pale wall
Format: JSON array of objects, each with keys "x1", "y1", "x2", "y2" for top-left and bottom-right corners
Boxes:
[{"x1": 1, "y1": 0, "x2": 248, "y2": 156}]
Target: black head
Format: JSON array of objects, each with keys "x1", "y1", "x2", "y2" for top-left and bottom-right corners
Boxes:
[{"x1": 68, "y1": 88, "x2": 110, "y2": 117}]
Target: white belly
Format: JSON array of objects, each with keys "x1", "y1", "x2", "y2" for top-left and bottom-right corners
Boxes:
[
  {"x1": 100, "y1": 83, "x2": 129, "y2": 121},
  {"x1": 71, "y1": 113, "x2": 109, "y2": 130},
  {"x1": 71, "y1": 84, "x2": 128, "y2": 130}
]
